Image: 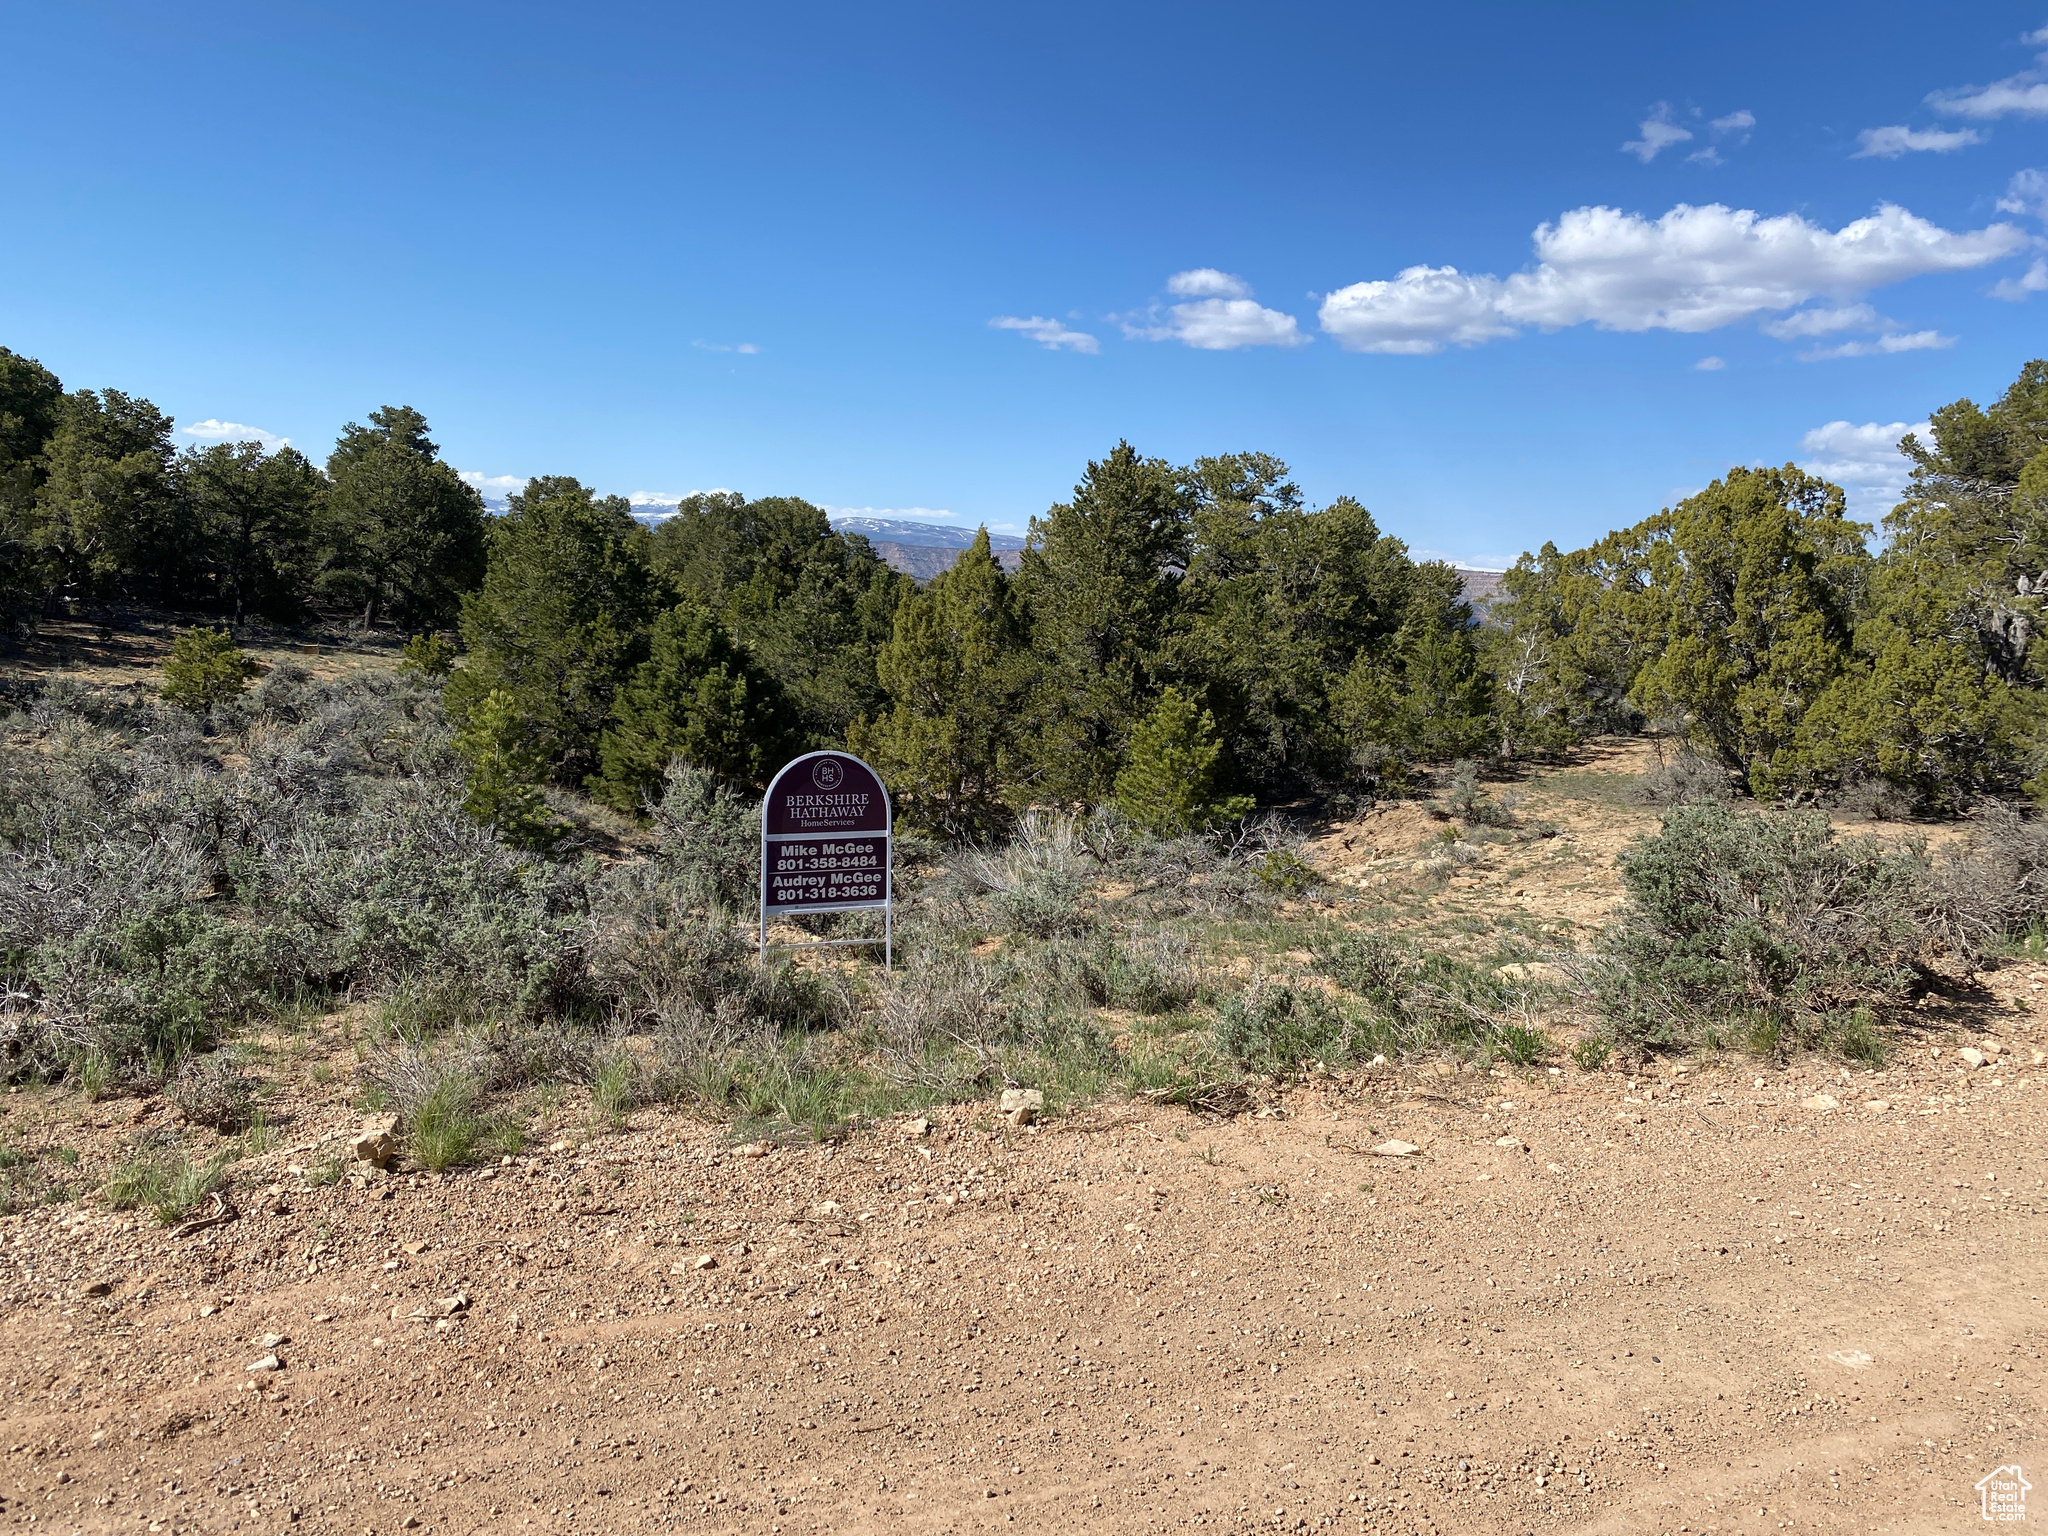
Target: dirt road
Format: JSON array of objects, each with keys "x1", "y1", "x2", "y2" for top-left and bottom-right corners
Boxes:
[{"x1": 4, "y1": 1031, "x2": 2042, "y2": 1535}]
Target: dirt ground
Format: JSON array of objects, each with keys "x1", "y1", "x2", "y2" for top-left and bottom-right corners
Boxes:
[{"x1": 2, "y1": 701, "x2": 2042, "y2": 1534}]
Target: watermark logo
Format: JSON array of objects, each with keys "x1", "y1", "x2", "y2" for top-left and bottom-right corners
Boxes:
[
  {"x1": 1976, "y1": 1465, "x2": 2031, "y2": 1523},
  {"x1": 811, "y1": 758, "x2": 844, "y2": 790}
]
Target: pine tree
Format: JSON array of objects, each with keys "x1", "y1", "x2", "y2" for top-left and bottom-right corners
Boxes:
[
  {"x1": 318, "y1": 406, "x2": 487, "y2": 629},
  {"x1": 160, "y1": 626, "x2": 261, "y2": 714},
  {"x1": 32, "y1": 389, "x2": 184, "y2": 608},
  {"x1": 176, "y1": 440, "x2": 324, "y2": 621},
  {"x1": 453, "y1": 688, "x2": 559, "y2": 850},
  {"x1": 849, "y1": 529, "x2": 1027, "y2": 836},
  {"x1": 1113, "y1": 687, "x2": 1253, "y2": 836}
]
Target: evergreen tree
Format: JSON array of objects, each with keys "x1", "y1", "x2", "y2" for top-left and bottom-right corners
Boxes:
[
  {"x1": 596, "y1": 599, "x2": 799, "y2": 808},
  {"x1": 1173, "y1": 454, "x2": 1421, "y2": 795},
  {"x1": 160, "y1": 625, "x2": 261, "y2": 713},
  {"x1": 1331, "y1": 565, "x2": 1494, "y2": 776},
  {"x1": 649, "y1": 493, "x2": 904, "y2": 745},
  {"x1": 318, "y1": 406, "x2": 486, "y2": 629},
  {"x1": 453, "y1": 687, "x2": 559, "y2": 850},
  {"x1": 1015, "y1": 442, "x2": 1191, "y2": 805},
  {"x1": 449, "y1": 476, "x2": 657, "y2": 787},
  {"x1": 176, "y1": 440, "x2": 324, "y2": 621},
  {"x1": 1630, "y1": 467, "x2": 1867, "y2": 797},
  {"x1": 1113, "y1": 687, "x2": 1253, "y2": 836},
  {"x1": 31, "y1": 389, "x2": 184, "y2": 608},
  {"x1": 849, "y1": 529, "x2": 1028, "y2": 837},
  {"x1": 0, "y1": 347, "x2": 65, "y2": 630}
]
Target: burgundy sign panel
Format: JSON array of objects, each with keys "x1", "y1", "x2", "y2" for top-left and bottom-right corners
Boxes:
[
  {"x1": 764, "y1": 753, "x2": 889, "y2": 837},
  {"x1": 761, "y1": 752, "x2": 892, "y2": 917}
]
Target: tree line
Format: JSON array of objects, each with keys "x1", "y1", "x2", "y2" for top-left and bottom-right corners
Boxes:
[
  {"x1": 7, "y1": 340, "x2": 2044, "y2": 836},
  {"x1": 0, "y1": 348, "x2": 486, "y2": 631}
]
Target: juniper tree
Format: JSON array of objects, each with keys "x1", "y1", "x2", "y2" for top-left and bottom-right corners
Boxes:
[
  {"x1": 850, "y1": 528, "x2": 1028, "y2": 837},
  {"x1": 449, "y1": 476, "x2": 657, "y2": 786},
  {"x1": 597, "y1": 598, "x2": 798, "y2": 807}
]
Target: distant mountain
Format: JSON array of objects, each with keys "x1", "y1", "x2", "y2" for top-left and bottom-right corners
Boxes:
[{"x1": 828, "y1": 516, "x2": 1025, "y2": 551}]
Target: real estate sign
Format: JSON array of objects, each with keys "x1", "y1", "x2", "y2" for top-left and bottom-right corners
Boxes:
[{"x1": 759, "y1": 751, "x2": 892, "y2": 963}]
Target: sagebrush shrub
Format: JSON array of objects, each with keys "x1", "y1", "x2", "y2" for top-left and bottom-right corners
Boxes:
[{"x1": 1597, "y1": 804, "x2": 1928, "y2": 1055}]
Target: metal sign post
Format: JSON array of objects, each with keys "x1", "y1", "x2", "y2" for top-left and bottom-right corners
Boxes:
[{"x1": 758, "y1": 750, "x2": 893, "y2": 969}]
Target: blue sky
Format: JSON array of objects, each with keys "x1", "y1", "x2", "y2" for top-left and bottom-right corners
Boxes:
[{"x1": 4, "y1": 1, "x2": 2047, "y2": 566}]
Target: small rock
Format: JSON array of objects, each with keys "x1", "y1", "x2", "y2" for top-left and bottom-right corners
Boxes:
[
  {"x1": 812, "y1": 1200, "x2": 843, "y2": 1216},
  {"x1": 1494, "y1": 1136, "x2": 1526, "y2": 1151},
  {"x1": 246, "y1": 1353, "x2": 281, "y2": 1374},
  {"x1": 1980, "y1": 1039, "x2": 2004, "y2": 1058},
  {"x1": 1800, "y1": 1095, "x2": 1839, "y2": 1111},
  {"x1": 403, "y1": 1518, "x2": 421, "y2": 1531},
  {"x1": 1370, "y1": 1054, "x2": 1387, "y2": 1067},
  {"x1": 999, "y1": 1087, "x2": 1044, "y2": 1126},
  {"x1": 351, "y1": 1115, "x2": 399, "y2": 1168},
  {"x1": 1864, "y1": 1099, "x2": 1891, "y2": 1112},
  {"x1": 550, "y1": 1139, "x2": 573, "y2": 1152},
  {"x1": 1372, "y1": 1140, "x2": 1420, "y2": 1158},
  {"x1": 1957, "y1": 1047, "x2": 1987, "y2": 1069},
  {"x1": 692, "y1": 1254, "x2": 717, "y2": 1271},
  {"x1": 256, "y1": 1332, "x2": 290, "y2": 1349},
  {"x1": 738, "y1": 1142, "x2": 768, "y2": 1159},
  {"x1": 905, "y1": 1116, "x2": 932, "y2": 1138},
  {"x1": 81, "y1": 1281, "x2": 111, "y2": 1298},
  {"x1": 439, "y1": 1294, "x2": 469, "y2": 1316}
]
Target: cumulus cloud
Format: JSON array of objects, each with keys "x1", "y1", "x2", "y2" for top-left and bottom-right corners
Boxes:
[
  {"x1": 692, "y1": 340, "x2": 761, "y2": 354},
  {"x1": 1799, "y1": 330, "x2": 1954, "y2": 361},
  {"x1": 1316, "y1": 201, "x2": 2026, "y2": 353},
  {"x1": 181, "y1": 419, "x2": 290, "y2": 452},
  {"x1": 1799, "y1": 418, "x2": 1929, "y2": 512},
  {"x1": 1992, "y1": 257, "x2": 2048, "y2": 300},
  {"x1": 1165, "y1": 268, "x2": 1252, "y2": 299},
  {"x1": 1759, "y1": 303, "x2": 1884, "y2": 339},
  {"x1": 988, "y1": 315, "x2": 1100, "y2": 353},
  {"x1": 1123, "y1": 274, "x2": 1309, "y2": 350},
  {"x1": 1710, "y1": 110, "x2": 1756, "y2": 134},
  {"x1": 1693, "y1": 356, "x2": 1726, "y2": 371},
  {"x1": 1623, "y1": 103, "x2": 1693, "y2": 162},
  {"x1": 1998, "y1": 167, "x2": 2048, "y2": 220},
  {"x1": 1929, "y1": 22, "x2": 2048, "y2": 119},
  {"x1": 1853, "y1": 124, "x2": 1986, "y2": 158}
]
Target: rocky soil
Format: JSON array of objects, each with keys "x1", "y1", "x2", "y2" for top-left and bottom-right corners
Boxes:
[{"x1": 2, "y1": 1026, "x2": 2043, "y2": 1535}]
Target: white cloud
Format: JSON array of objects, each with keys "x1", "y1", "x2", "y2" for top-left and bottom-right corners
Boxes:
[
  {"x1": 1165, "y1": 268, "x2": 1252, "y2": 299},
  {"x1": 1688, "y1": 110, "x2": 1756, "y2": 164},
  {"x1": 1623, "y1": 103, "x2": 1692, "y2": 162},
  {"x1": 692, "y1": 340, "x2": 761, "y2": 354},
  {"x1": 1799, "y1": 329, "x2": 1954, "y2": 361},
  {"x1": 1852, "y1": 124, "x2": 1986, "y2": 158},
  {"x1": 1997, "y1": 167, "x2": 2048, "y2": 220},
  {"x1": 459, "y1": 471, "x2": 528, "y2": 511},
  {"x1": 1123, "y1": 275, "x2": 1309, "y2": 350},
  {"x1": 1799, "y1": 418, "x2": 1929, "y2": 511},
  {"x1": 1316, "y1": 266, "x2": 1515, "y2": 353},
  {"x1": 1693, "y1": 355, "x2": 1726, "y2": 371},
  {"x1": 988, "y1": 315, "x2": 1100, "y2": 353},
  {"x1": 181, "y1": 419, "x2": 290, "y2": 452},
  {"x1": 1759, "y1": 303, "x2": 1883, "y2": 339},
  {"x1": 1317, "y1": 201, "x2": 2027, "y2": 353},
  {"x1": 1929, "y1": 22, "x2": 2048, "y2": 119},
  {"x1": 1992, "y1": 257, "x2": 2048, "y2": 300}
]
